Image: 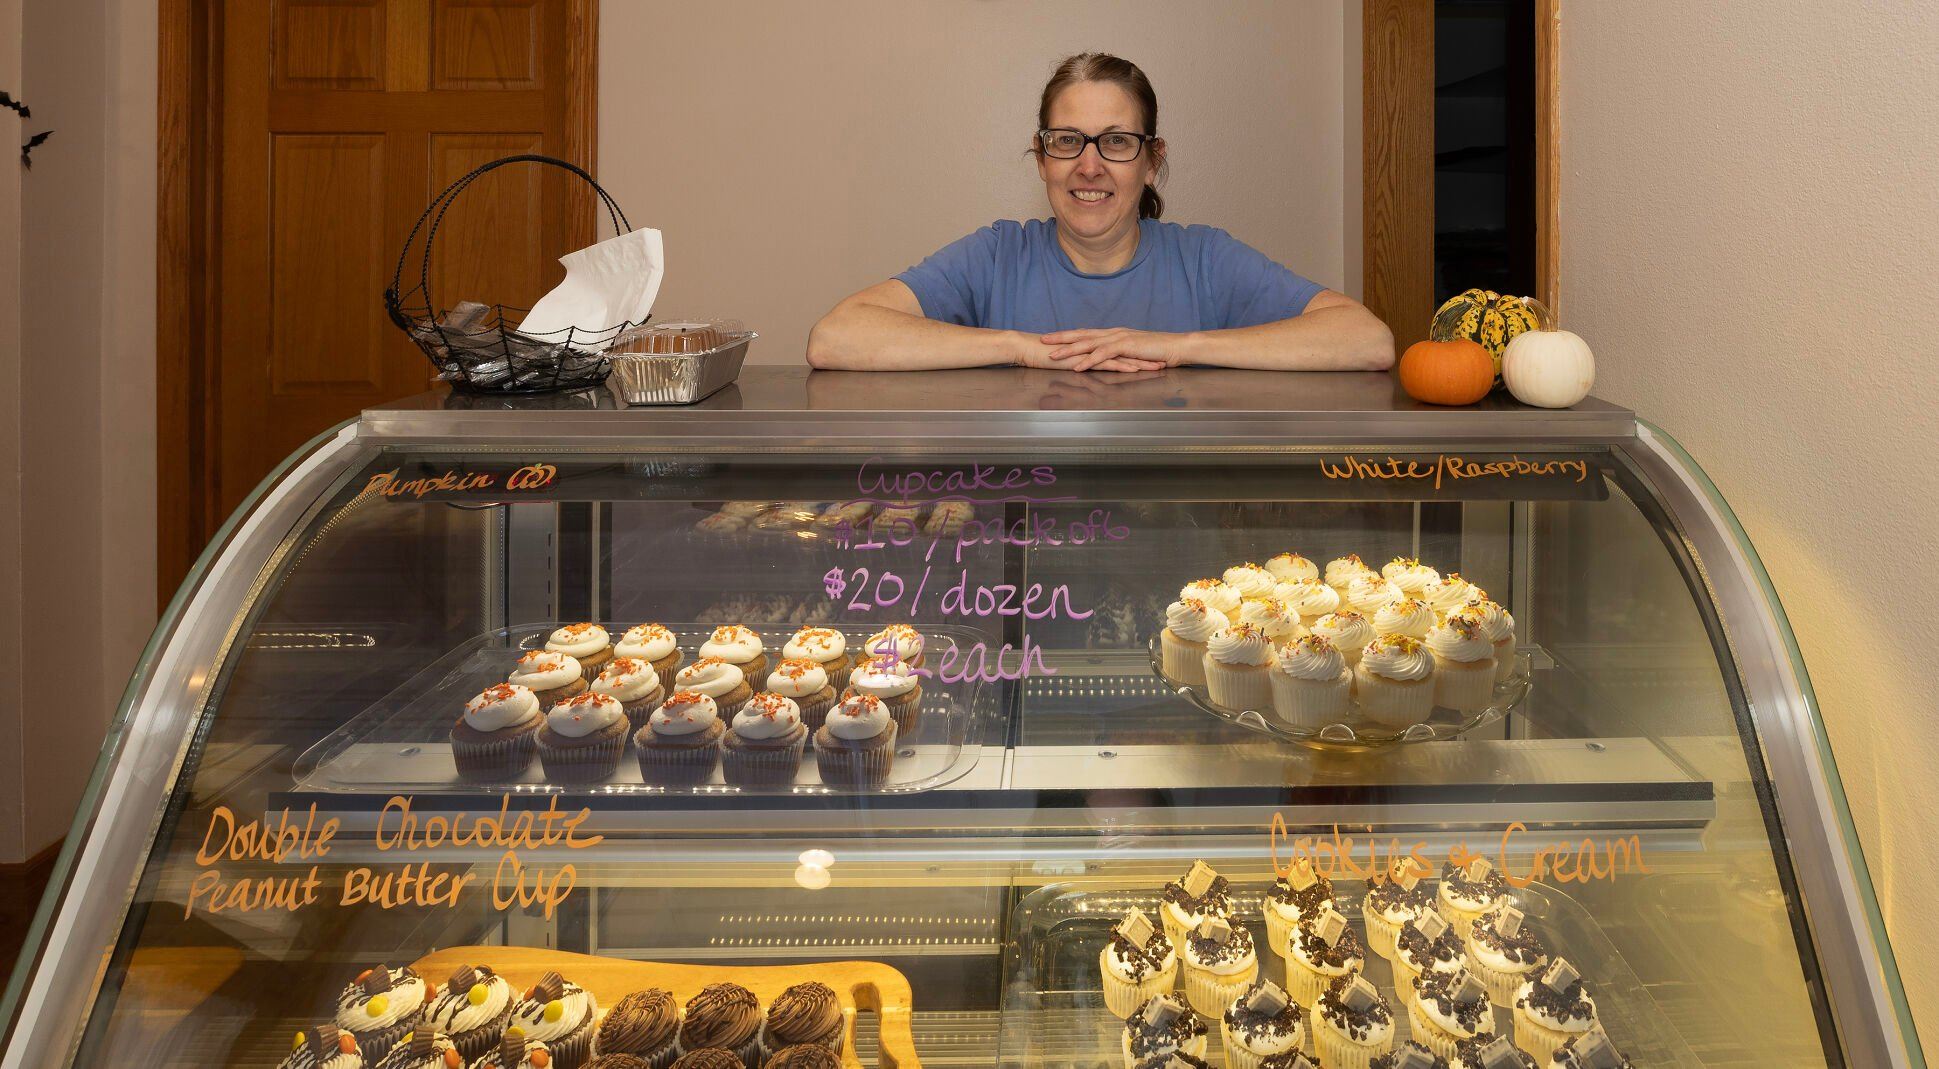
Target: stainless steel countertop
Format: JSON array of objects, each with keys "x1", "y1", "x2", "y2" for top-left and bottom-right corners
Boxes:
[{"x1": 361, "y1": 366, "x2": 1636, "y2": 444}]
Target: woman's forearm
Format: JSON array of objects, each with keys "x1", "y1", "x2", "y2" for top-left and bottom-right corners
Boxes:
[
  {"x1": 1180, "y1": 305, "x2": 1396, "y2": 371},
  {"x1": 806, "y1": 302, "x2": 1030, "y2": 371}
]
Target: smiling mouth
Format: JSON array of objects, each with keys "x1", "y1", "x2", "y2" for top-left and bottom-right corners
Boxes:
[{"x1": 1070, "y1": 189, "x2": 1113, "y2": 204}]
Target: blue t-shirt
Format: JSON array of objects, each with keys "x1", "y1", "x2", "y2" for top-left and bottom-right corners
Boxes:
[{"x1": 894, "y1": 217, "x2": 1326, "y2": 334}]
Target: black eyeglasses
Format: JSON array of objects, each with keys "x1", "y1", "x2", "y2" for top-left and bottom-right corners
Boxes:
[{"x1": 1037, "y1": 128, "x2": 1157, "y2": 162}]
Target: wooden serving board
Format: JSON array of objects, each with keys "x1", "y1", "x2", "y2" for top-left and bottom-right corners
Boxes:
[{"x1": 410, "y1": 947, "x2": 918, "y2": 1068}]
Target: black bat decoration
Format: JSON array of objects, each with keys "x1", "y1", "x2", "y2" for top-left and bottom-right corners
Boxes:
[
  {"x1": 0, "y1": 90, "x2": 27, "y2": 119},
  {"x1": 21, "y1": 129, "x2": 52, "y2": 168}
]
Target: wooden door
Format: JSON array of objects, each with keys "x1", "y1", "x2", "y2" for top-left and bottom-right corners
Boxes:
[{"x1": 205, "y1": 0, "x2": 594, "y2": 537}]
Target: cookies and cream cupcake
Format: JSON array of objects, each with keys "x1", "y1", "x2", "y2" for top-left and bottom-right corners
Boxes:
[
  {"x1": 761, "y1": 1047, "x2": 841, "y2": 1069},
  {"x1": 371, "y1": 1031, "x2": 461, "y2": 1069},
  {"x1": 1203, "y1": 625, "x2": 1275, "y2": 713},
  {"x1": 1275, "y1": 579, "x2": 1342, "y2": 627},
  {"x1": 1284, "y1": 907, "x2": 1363, "y2": 1008},
  {"x1": 1548, "y1": 1029, "x2": 1632, "y2": 1068},
  {"x1": 1220, "y1": 980, "x2": 1304, "y2": 1069},
  {"x1": 1312, "y1": 975, "x2": 1395, "y2": 1069},
  {"x1": 1372, "y1": 598, "x2": 1436, "y2": 640},
  {"x1": 1179, "y1": 579, "x2": 1243, "y2": 623},
  {"x1": 545, "y1": 624, "x2": 612, "y2": 681},
  {"x1": 335, "y1": 966, "x2": 427, "y2": 1061},
  {"x1": 1179, "y1": 916, "x2": 1258, "y2": 1018},
  {"x1": 507, "y1": 973, "x2": 596, "y2": 1069},
  {"x1": 1426, "y1": 615, "x2": 1497, "y2": 711},
  {"x1": 1162, "y1": 598, "x2": 1223, "y2": 685},
  {"x1": 1460, "y1": 601, "x2": 1518, "y2": 683},
  {"x1": 1438, "y1": 858, "x2": 1509, "y2": 939},
  {"x1": 1346, "y1": 572, "x2": 1404, "y2": 618},
  {"x1": 1263, "y1": 856, "x2": 1334, "y2": 959},
  {"x1": 452, "y1": 684, "x2": 543, "y2": 782},
  {"x1": 1392, "y1": 911, "x2": 1466, "y2": 1013},
  {"x1": 1266, "y1": 552, "x2": 1320, "y2": 584},
  {"x1": 1373, "y1": 1042, "x2": 1449, "y2": 1069},
  {"x1": 1466, "y1": 906, "x2": 1548, "y2": 1007},
  {"x1": 1309, "y1": 611, "x2": 1374, "y2": 668},
  {"x1": 721, "y1": 692, "x2": 808, "y2": 787},
  {"x1": 590, "y1": 658, "x2": 665, "y2": 731},
  {"x1": 1161, "y1": 861, "x2": 1234, "y2": 947},
  {"x1": 1361, "y1": 857, "x2": 1435, "y2": 959},
  {"x1": 1422, "y1": 574, "x2": 1480, "y2": 619},
  {"x1": 1269, "y1": 635, "x2": 1351, "y2": 729},
  {"x1": 814, "y1": 693, "x2": 897, "y2": 786},
  {"x1": 635, "y1": 692, "x2": 724, "y2": 787},
  {"x1": 1100, "y1": 908, "x2": 1178, "y2": 1018},
  {"x1": 844, "y1": 654, "x2": 923, "y2": 735},
  {"x1": 280, "y1": 1025, "x2": 364, "y2": 1069},
  {"x1": 673, "y1": 658, "x2": 751, "y2": 713},
  {"x1": 675, "y1": 983, "x2": 761, "y2": 1066},
  {"x1": 766, "y1": 658, "x2": 837, "y2": 731},
  {"x1": 1120, "y1": 995, "x2": 1208, "y2": 1066},
  {"x1": 1406, "y1": 971, "x2": 1496, "y2": 1062},
  {"x1": 536, "y1": 693, "x2": 628, "y2": 783},
  {"x1": 1224, "y1": 562, "x2": 1278, "y2": 601},
  {"x1": 1355, "y1": 636, "x2": 1435, "y2": 729},
  {"x1": 760, "y1": 981, "x2": 844, "y2": 1057},
  {"x1": 1381, "y1": 558, "x2": 1441, "y2": 598},
  {"x1": 590, "y1": 989, "x2": 678, "y2": 1068},
  {"x1": 862, "y1": 623, "x2": 925, "y2": 669},
  {"x1": 613, "y1": 624, "x2": 682, "y2": 681},
  {"x1": 423, "y1": 964, "x2": 515, "y2": 1062},
  {"x1": 1238, "y1": 597, "x2": 1305, "y2": 646},
  {"x1": 783, "y1": 627, "x2": 852, "y2": 690},
  {"x1": 509, "y1": 651, "x2": 586, "y2": 707},
  {"x1": 1450, "y1": 1036, "x2": 1538, "y2": 1069},
  {"x1": 699, "y1": 625, "x2": 767, "y2": 680},
  {"x1": 1512, "y1": 960, "x2": 1598, "y2": 1064}
]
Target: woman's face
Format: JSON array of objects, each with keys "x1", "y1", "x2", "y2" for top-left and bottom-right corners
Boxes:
[{"x1": 1036, "y1": 80, "x2": 1162, "y2": 244}]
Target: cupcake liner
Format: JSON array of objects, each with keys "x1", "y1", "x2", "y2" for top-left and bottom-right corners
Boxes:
[
  {"x1": 1432, "y1": 657, "x2": 1497, "y2": 711},
  {"x1": 1284, "y1": 959, "x2": 1349, "y2": 1010},
  {"x1": 452, "y1": 727, "x2": 539, "y2": 782},
  {"x1": 446, "y1": 1003, "x2": 515, "y2": 1063},
  {"x1": 547, "y1": 1018, "x2": 595, "y2": 1069},
  {"x1": 795, "y1": 689, "x2": 838, "y2": 733},
  {"x1": 348, "y1": 1017, "x2": 416, "y2": 1062},
  {"x1": 1405, "y1": 999, "x2": 1475, "y2": 1062},
  {"x1": 1465, "y1": 956, "x2": 1527, "y2": 1008},
  {"x1": 1220, "y1": 1020, "x2": 1304, "y2": 1069},
  {"x1": 1361, "y1": 908, "x2": 1403, "y2": 961},
  {"x1": 1160, "y1": 631, "x2": 1208, "y2": 685},
  {"x1": 1492, "y1": 636, "x2": 1517, "y2": 682},
  {"x1": 721, "y1": 730, "x2": 808, "y2": 787},
  {"x1": 882, "y1": 686, "x2": 922, "y2": 737},
  {"x1": 1263, "y1": 902, "x2": 1301, "y2": 965},
  {"x1": 1512, "y1": 1006, "x2": 1584, "y2": 1065},
  {"x1": 1354, "y1": 671, "x2": 1434, "y2": 728},
  {"x1": 1313, "y1": 1014, "x2": 1390, "y2": 1069},
  {"x1": 574, "y1": 648, "x2": 613, "y2": 682},
  {"x1": 636, "y1": 732, "x2": 723, "y2": 787},
  {"x1": 1437, "y1": 900, "x2": 1489, "y2": 942},
  {"x1": 537, "y1": 725, "x2": 628, "y2": 784},
  {"x1": 813, "y1": 721, "x2": 897, "y2": 787},
  {"x1": 1270, "y1": 670, "x2": 1351, "y2": 730},
  {"x1": 1204, "y1": 657, "x2": 1274, "y2": 713},
  {"x1": 648, "y1": 650, "x2": 683, "y2": 682},
  {"x1": 1391, "y1": 958, "x2": 1424, "y2": 1013},
  {"x1": 819, "y1": 654, "x2": 854, "y2": 693},
  {"x1": 1098, "y1": 946, "x2": 1178, "y2": 1019}
]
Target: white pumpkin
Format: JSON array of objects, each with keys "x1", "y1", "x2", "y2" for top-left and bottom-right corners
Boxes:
[{"x1": 1502, "y1": 328, "x2": 1595, "y2": 408}]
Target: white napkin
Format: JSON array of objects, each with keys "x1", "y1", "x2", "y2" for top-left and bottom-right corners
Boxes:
[{"x1": 518, "y1": 226, "x2": 664, "y2": 345}]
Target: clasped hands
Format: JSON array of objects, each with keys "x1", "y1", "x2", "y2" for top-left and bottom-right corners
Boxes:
[{"x1": 1017, "y1": 327, "x2": 1190, "y2": 373}]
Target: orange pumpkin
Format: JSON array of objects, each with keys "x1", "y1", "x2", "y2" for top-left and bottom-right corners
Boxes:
[{"x1": 1397, "y1": 339, "x2": 1494, "y2": 406}]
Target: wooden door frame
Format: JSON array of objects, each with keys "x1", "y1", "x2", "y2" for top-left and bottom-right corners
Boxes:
[
  {"x1": 155, "y1": 0, "x2": 600, "y2": 610},
  {"x1": 1362, "y1": 0, "x2": 1561, "y2": 341}
]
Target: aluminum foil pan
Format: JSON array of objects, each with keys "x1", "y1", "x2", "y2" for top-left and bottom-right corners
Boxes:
[{"x1": 605, "y1": 332, "x2": 754, "y2": 405}]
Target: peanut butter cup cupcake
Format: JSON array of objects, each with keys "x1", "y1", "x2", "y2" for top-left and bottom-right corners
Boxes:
[
  {"x1": 699, "y1": 625, "x2": 767, "y2": 680},
  {"x1": 843, "y1": 654, "x2": 922, "y2": 736},
  {"x1": 508, "y1": 972, "x2": 597, "y2": 1069},
  {"x1": 371, "y1": 1031, "x2": 461, "y2": 1069},
  {"x1": 765, "y1": 658, "x2": 837, "y2": 731},
  {"x1": 510, "y1": 651, "x2": 586, "y2": 707},
  {"x1": 473, "y1": 1031, "x2": 551, "y2": 1069},
  {"x1": 813, "y1": 693, "x2": 897, "y2": 787},
  {"x1": 590, "y1": 989, "x2": 678, "y2": 1068},
  {"x1": 675, "y1": 983, "x2": 760, "y2": 1066},
  {"x1": 422, "y1": 964, "x2": 515, "y2": 1062},
  {"x1": 782, "y1": 627, "x2": 852, "y2": 691},
  {"x1": 614, "y1": 624, "x2": 682, "y2": 681},
  {"x1": 759, "y1": 981, "x2": 844, "y2": 1056},
  {"x1": 546, "y1": 623, "x2": 613, "y2": 680},
  {"x1": 334, "y1": 966, "x2": 427, "y2": 1062},
  {"x1": 279, "y1": 1025, "x2": 364, "y2": 1069},
  {"x1": 590, "y1": 657, "x2": 666, "y2": 731},
  {"x1": 722, "y1": 692, "x2": 808, "y2": 787},
  {"x1": 635, "y1": 692, "x2": 725, "y2": 787},
  {"x1": 452, "y1": 685, "x2": 543, "y2": 782}
]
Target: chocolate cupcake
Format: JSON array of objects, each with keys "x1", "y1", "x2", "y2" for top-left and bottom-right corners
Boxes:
[
  {"x1": 452, "y1": 685, "x2": 543, "y2": 782},
  {"x1": 764, "y1": 659, "x2": 837, "y2": 732},
  {"x1": 278, "y1": 1024, "x2": 364, "y2": 1069},
  {"x1": 614, "y1": 624, "x2": 683, "y2": 682},
  {"x1": 674, "y1": 658, "x2": 752, "y2": 714},
  {"x1": 675, "y1": 983, "x2": 760, "y2": 1066},
  {"x1": 334, "y1": 965, "x2": 427, "y2": 1061},
  {"x1": 422, "y1": 964, "x2": 515, "y2": 1062},
  {"x1": 758, "y1": 982, "x2": 843, "y2": 1056},
  {"x1": 666, "y1": 1053, "x2": 741, "y2": 1069},
  {"x1": 536, "y1": 693, "x2": 629, "y2": 784},
  {"x1": 547, "y1": 623, "x2": 614, "y2": 681},
  {"x1": 472, "y1": 1031, "x2": 551, "y2": 1069},
  {"x1": 812, "y1": 694, "x2": 898, "y2": 788},
  {"x1": 842, "y1": 655, "x2": 922, "y2": 737},
  {"x1": 510, "y1": 650, "x2": 587, "y2": 707},
  {"x1": 782, "y1": 627, "x2": 852, "y2": 691},
  {"x1": 591, "y1": 989, "x2": 679, "y2": 1068},
  {"x1": 635, "y1": 692, "x2": 726, "y2": 787},
  {"x1": 371, "y1": 1030, "x2": 462, "y2": 1069},
  {"x1": 591, "y1": 657, "x2": 667, "y2": 731},
  {"x1": 699, "y1": 625, "x2": 768, "y2": 680},
  {"x1": 586, "y1": 1058, "x2": 650, "y2": 1069},
  {"x1": 762, "y1": 1047, "x2": 840, "y2": 1069},
  {"x1": 721, "y1": 693, "x2": 809, "y2": 787},
  {"x1": 507, "y1": 972, "x2": 598, "y2": 1069}
]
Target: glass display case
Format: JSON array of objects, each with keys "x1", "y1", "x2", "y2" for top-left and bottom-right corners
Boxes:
[{"x1": 0, "y1": 367, "x2": 1921, "y2": 1068}]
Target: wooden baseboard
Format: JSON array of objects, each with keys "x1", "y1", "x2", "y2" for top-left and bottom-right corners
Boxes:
[{"x1": 0, "y1": 837, "x2": 63, "y2": 875}]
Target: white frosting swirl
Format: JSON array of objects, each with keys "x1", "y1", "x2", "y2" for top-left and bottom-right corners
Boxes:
[
  {"x1": 1347, "y1": 574, "x2": 1403, "y2": 615},
  {"x1": 1517, "y1": 980, "x2": 1596, "y2": 1032},
  {"x1": 850, "y1": 657, "x2": 919, "y2": 698},
  {"x1": 1165, "y1": 599, "x2": 1224, "y2": 642},
  {"x1": 1420, "y1": 979, "x2": 1492, "y2": 1039},
  {"x1": 464, "y1": 684, "x2": 540, "y2": 732},
  {"x1": 1374, "y1": 598, "x2": 1436, "y2": 638},
  {"x1": 1464, "y1": 601, "x2": 1515, "y2": 643},
  {"x1": 826, "y1": 694, "x2": 892, "y2": 740},
  {"x1": 1237, "y1": 599, "x2": 1304, "y2": 643},
  {"x1": 337, "y1": 969, "x2": 427, "y2": 1032},
  {"x1": 614, "y1": 623, "x2": 677, "y2": 661},
  {"x1": 1181, "y1": 926, "x2": 1256, "y2": 975},
  {"x1": 1311, "y1": 612, "x2": 1374, "y2": 654},
  {"x1": 1273, "y1": 635, "x2": 1348, "y2": 682},
  {"x1": 766, "y1": 658, "x2": 831, "y2": 698},
  {"x1": 426, "y1": 971, "x2": 514, "y2": 1034},
  {"x1": 1265, "y1": 553, "x2": 1319, "y2": 583},
  {"x1": 1321, "y1": 998, "x2": 1393, "y2": 1047},
  {"x1": 1427, "y1": 616, "x2": 1496, "y2": 663},
  {"x1": 1221, "y1": 563, "x2": 1277, "y2": 598},
  {"x1": 1207, "y1": 626, "x2": 1275, "y2": 667},
  {"x1": 783, "y1": 627, "x2": 847, "y2": 662},
  {"x1": 1382, "y1": 558, "x2": 1442, "y2": 595},
  {"x1": 1360, "y1": 636, "x2": 1434, "y2": 681},
  {"x1": 591, "y1": 658, "x2": 660, "y2": 703},
  {"x1": 675, "y1": 658, "x2": 746, "y2": 698},
  {"x1": 546, "y1": 693, "x2": 621, "y2": 738},
  {"x1": 511, "y1": 982, "x2": 595, "y2": 1043},
  {"x1": 1423, "y1": 574, "x2": 1479, "y2": 615},
  {"x1": 699, "y1": 625, "x2": 764, "y2": 664},
  {"x1": 545, "y1": 623, "x2": 610, "y2": 659},
  {"x1": 863, "y1": 624, "x2": 924, "y2": 663},
  {"x1": 1179, "y1": 579, "x2": 1241, "y2": 617},
  {"x1": 1290, "y1": 929, "x2": 1361, "y2": 978},
  {"x1": 733, "y1": 693, "x2": 802, "y2": 739},
  {"x1": 1277, "y1": 578, "x2": 1342, "y2": 618},
  {"x1": 650, "y1": 692, "x2": 720, "y2": 735},
  {"x1": 509, "y1": 650, "x2": 582, "y2": 691},
  {"x1": 1103, "y1": 939, "x2": 1176, "y2": 985},
  {"x1": 1325, "y1": 555, "x2": 1371, "y2": 589}
]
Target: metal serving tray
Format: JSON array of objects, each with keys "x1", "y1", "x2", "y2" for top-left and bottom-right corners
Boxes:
[
  {"x1": 290, "y1": 621, "x2": 989, "y2": 796},
  {"x1": 999, "y1": 880, "x2": 1700, "y2": 1067},
  {"x1": 605, "y1": 333, "x2": 754, "y2": 405}
]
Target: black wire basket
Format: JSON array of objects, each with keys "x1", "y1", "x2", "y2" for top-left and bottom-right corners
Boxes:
[{"x1": 384, "y1": 153, "x2": 644, "y2": 394}]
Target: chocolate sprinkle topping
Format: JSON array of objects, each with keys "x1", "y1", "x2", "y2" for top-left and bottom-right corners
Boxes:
[
  {"x1": 677, "y1": 982, "x2": 759, "y2": 1051},
  {"x1": 1317, "y1": 975, "x2": 1391, "y2": 1042},
  {"x1": 763, "y1": 1046, "x2": 842, "y2": 1069},
  {"x1": 1124, "y1": 996, "x2": 1207, "y2": 1058},
  {"x1": 1108, "y1": 928, "x2": 1175, "y2": 982},
  {"x1": 1471, "y1": 908, "x2": 1547, "y2": 965},
  {"x1": 1516, "y1": 975, "x2": 1595, "y2": 1024},
  {"x1": 1222, "y1": 982, "x2": 1304, "y2": 1050}
]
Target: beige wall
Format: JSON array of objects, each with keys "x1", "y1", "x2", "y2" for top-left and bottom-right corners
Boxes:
[
  {"x1": 0, "y1": 0, "x2": 24, "y2": 860},
  {"x1": 1560, "y1": 0, "x2": 1939, "y2": 1035},
  {"x1": 599, "y1": 0, "x2": 1353, "y2": 363}
]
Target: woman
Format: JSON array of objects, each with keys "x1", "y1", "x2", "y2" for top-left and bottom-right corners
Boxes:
[{"x1": 807, "y1": 53, "x2": 1393, "y2": 373}]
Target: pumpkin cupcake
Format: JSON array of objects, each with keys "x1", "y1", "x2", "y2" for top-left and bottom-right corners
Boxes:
[
  {"x1": 1284, "y1": 907, "x2": 1363, "y2": 1009},
  {"x1": 813, "y1": 693, "x2": 897, "y2": 787},
  {"x1": 1203, "y1": 624, "x2": 1275, "y2": 712},
  {"x1": 766, "y1": 658, "x2": 838, "y2": 731},
  {"x1": 1355, "y1": 635, "x2": 1435, "y2": 729},
  {"x1": 508, "y1": 972, "x2": 597, "y2": 1069},
  {"x1": 1179, "y1": 578, "x2": 1243, "y2": 624},
  {"x1": 862, "y1": 623, "x2": 925, "y2": 670},
  {"x1": 1312, "y1": 975, "x2": 1395, "y2": 1069},
  {"x1": 590, "y1": 657, "x2": 665, "y2": 731},
  {"x1": 782, "y1": 626, "x2": 852, "y2": 690},
  {"x1": 334, "y1": 965, "x2": 427, "y2": 1061},
  {"x1": 590, "y1": 988, "x2": 679, "y2": 1068},
  {"x1": 422, "y1": 964, "x2": 516, "y2": 1062},
  {"x1": 673, "y1": 657, "x2": 751, "y2": 714},
  {"x1": 1161, "y1": 597, "x2": 1223, "y2": 685},
  {"x1": 535, "y1": 693, "x2": 628, "y2": 784},
  {"x1": 759, "y1": 981, "x2": 844, "y2": 1057},
  {"x1": 280, "y1": 1025, "x2": 364, "y2": 1069},
  {"x1": 545, "y1": 624, "x2": 612, "y2": 681},
  {"x1": 698, "y1": 625, "x2": 767, "y2": 680},
  {"x1": 722, "y1": 692, "x2": 808, "y2": 787},
  {"x1": 613, "y1": 624, "x2": 682, "y2": 681},
  {"x1": 1263, "y1": 856, "x2": 1335, "y2": 962},
  {"x1": 451, "y1": 684, "x2": 543, "y2": 782},
  {"x1": 675, "y1": 983, "x2": 761, "y2": 1067},
  {"x1": 635, "y1": 692, "x2": 725, "y2": 787},
  {"x1": 844, "y1": 654, "x2": 923, "y2": 735},
  {"x1": 508, "y1": 650, "x2": 586, "y2": 707},
  {"x1": 1100, "y1": 908, "x2": 1178, "y2": 1019}
]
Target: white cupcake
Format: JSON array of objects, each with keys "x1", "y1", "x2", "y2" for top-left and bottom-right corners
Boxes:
[
  {"x1": 1284, "y1": 907, "x2": 1364, "y2": 1009},
  {"x1": 1312, "y1": 975, "x2": 1395, "y2": 1069},
  {"x1": 1268, "y1": 635, "x2": 1351, "y2": 730},
  {"x1": 1437, "y1": 857, "x2": 1509, "y2": 940},
  {"x1": 1219, "y1": 980, "x2": 1305, "y2": 1069},
  {"x1": 1203, "y1": 625, "x2": 1276, "y2": 713},
  {"x1": 1465, "y1": 599, "x2": 1518, "y2": 682},
  {"x1": 1324, "y1": 554, "x2": 1373, "y2": 595},
  {"x1": 1392, "y1": 910, "x2": 1466, "y2": 1013},
  {"x1": 1422, "y1": 572, "x2": 1481, "y2": 619},
  {"x1": 1309, "y1": 611, "x2": 1375, "y2": 668},
  {"x1": 1238, "y1": 597, "x2": 1305, "y2": 646},
  {"x1": 1275, "y1": 578, "x2": 1343, "y2": 627},
  {"x1": 1262, "y1": 857, "x2": 1335, "y2": 962},
  {"x1": 1120, "y1": 994, "x2": 1208, "y2": 1066},
  {"x1": 1354, "y1": 635, "x2": 1435, "y2": 729},
  {"x1": 1178, "y1": 917, "x2": 1259, "y2": 1019},
  {"x1": 1161, "y1": 598, "x2": 1223, "y2": 685},
  {"x1": 1372, "y1": 598, "x2": 1436, "y2": 640},
  {"x1": 1160, "y1": 861, "x2": 1234, "y2": 948},
  {"x1": 1407, "y1": 970, "x2": 1498, "y2": 1062},
  {"x1": 1359, "y1": 857, "x2": 1434, "y2": 960},
  {"x1": 1223, "y1": 562, "x2": 1278, "y2": 602},
  {"x1": 1512, "y1": 960, "x2": 1599, "y2": 1064},
  {"x1": 1099, "y1": 908, "x2": 1179, "y2": 1018},
  {"x1": 1265, "y1": 552, "x2": 1320, "y2": 584},
  {"x1": 1426, "y1": 612, "x2": 1498, "y2": 711},
  {"x1": 1180, "y1": 578, "x2": 1243, "y2": 623},
  {"x1": 1381, "y1": 557, "x2": 1442, "y2": 598},
  {"x1": 1347, "y1": 571, "x2": 1404, "y2": 617}
]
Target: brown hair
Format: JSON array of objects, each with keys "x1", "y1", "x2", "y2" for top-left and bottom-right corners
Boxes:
[{"x1": 1032, "y1": 53, "x2": 1167, "y2": 220}]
